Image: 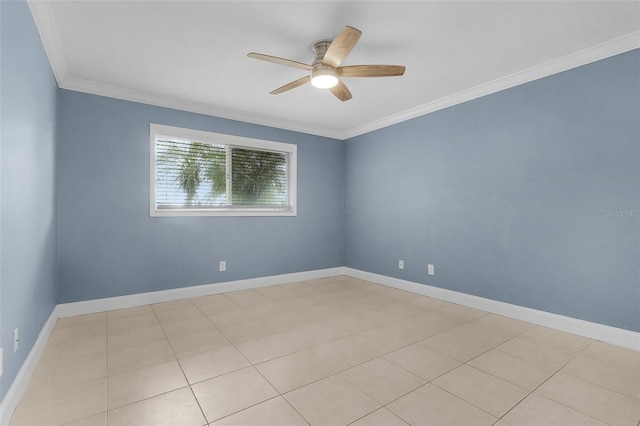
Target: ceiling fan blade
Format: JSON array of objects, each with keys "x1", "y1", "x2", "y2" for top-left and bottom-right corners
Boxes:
[
  {"x1": 247, "y1": 53, "x2": 313, "y2": 71},
  {"x1": 338, "y1": 65, "x2": 406, "y2": 78},
  {"x1": 329, "y1": 78, "x2": 352, "y2": 102},
  {"x1": 270, "y1": 76, "x2": 311, "y2": 94},
  {"x1": 323, "y1": 26, "x2": 362, "y2": 68}
]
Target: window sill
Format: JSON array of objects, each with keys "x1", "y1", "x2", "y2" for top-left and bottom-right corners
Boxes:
[{"x1": 150, "y1": 207, "x2": 297, "y2": 217}]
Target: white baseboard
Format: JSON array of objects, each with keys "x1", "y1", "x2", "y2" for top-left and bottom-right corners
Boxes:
[
  {"x1": 56, "y1": 267, "x2": 347, "y2": 318},
  {"x1": 344, "y1": 268, "x2": 640, "y2": 351},
  {"x1": 0, "y1": 308, "x2": 58, "y2": 426},
  {"x1": 1, "y1": 266, "x2": 345, "y2": 426},
  {"x1": 2, "y1": 266, "x2": 638, "y2": 426}
]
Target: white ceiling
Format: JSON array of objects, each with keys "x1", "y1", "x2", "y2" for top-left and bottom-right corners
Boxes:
[{"x1": 29, "y1": 1, "x2": 640, "y2": 140}]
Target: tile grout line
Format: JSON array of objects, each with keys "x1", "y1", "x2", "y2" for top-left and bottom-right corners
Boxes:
[
  {"x1": 247, "y1": 343, "x2": 315, "y2": 426},
  {"x1": 151, "y1": 299, "x2": 210, "y2": 425},
  {"x1": 50, "y1": 314, "x2": 110, "y2": 426},
  {"x1": 212, "y1": 284, "x2": 419, "y2": 423},
  {"x1": 420, "y1": 324, "x2": 615, "y2": 425},
  {"x1": 101, "y1": 305, "x2": 204, "y2": 418},
  {"x1": 356, "y1": 322, "x2": 568, "y2": 424},
  {"x1": 555, "y1": 341, "x2": 640, "y2": 401},
  {"x1": 227, "y1": 300, "x2": 498, "y2": 399},
  {"x1": 100, "y1": 300, "x2": 554, "y2": 426},
  {"x1": 495, "y1": 339, "x2": 613, "y2": 425},
  {"x1": 345, "y1": 407, "x2": 411, "y2": 426},
  {"x1": 370, "y1": 325, "x2": 530, "y2": 421},
  {"x1": 240, "y1": 298, "x2": 480, "y2": 380},
  {"x1": 423, "y1": 380, "x2": 501, "y2": 421},
  {"x1": 200, "y1": 303, "x2": 313, "y2": 426}
]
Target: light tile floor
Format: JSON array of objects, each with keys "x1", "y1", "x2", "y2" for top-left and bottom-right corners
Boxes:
[{"x1": 9, "y1": 275, "x2": 640, "y2": 426}]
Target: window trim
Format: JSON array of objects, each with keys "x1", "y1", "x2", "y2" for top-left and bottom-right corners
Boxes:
[{"x1": 150, "y1": 124, "x2": 297, "y2": 217}]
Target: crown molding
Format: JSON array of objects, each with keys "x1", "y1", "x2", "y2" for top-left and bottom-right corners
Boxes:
[
  {"x1": 27, "y1": 0, "x2": 640, "y2": 141},
  {"x1": 59, "y1": 76, "x2": 345, "y2": 140},
  {"x1": 27, "y1": 0, "x2": 67, "y2": 87},
  {"x1": 343, "y1": 31, "x2": 640, "y2": 139}
]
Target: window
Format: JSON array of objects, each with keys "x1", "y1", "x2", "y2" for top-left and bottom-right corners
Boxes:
[{"x1": 150, "y1": 124, "x2": 296, "y2": 216}]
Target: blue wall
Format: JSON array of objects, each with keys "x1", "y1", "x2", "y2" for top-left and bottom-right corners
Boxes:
[
  {"x1": 0, "y1": 0, "x2": 59, "y2": 401},
  {"x1": 345, "y1": 50, "x2": 640, "y2": 332},
  {"x1": 56, "y1": 91, "x2": 344, "y2": 302}
]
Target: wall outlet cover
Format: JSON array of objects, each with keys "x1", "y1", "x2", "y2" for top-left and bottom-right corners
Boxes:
[{"x1": 428, "y1": 264, "x2": 435, "y2": 275}]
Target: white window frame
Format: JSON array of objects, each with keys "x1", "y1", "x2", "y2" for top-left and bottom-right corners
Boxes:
[{"x1": 150, "y1": 124, "x2": 297, "y2": 217}]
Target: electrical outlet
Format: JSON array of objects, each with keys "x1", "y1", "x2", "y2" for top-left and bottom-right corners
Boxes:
[
  {"x1": 13, "y1": 328, "x2": 19, "y2": 353},
  {"x1": 428, "y1": 264, "x2": 435, "y2": 276},
  {"x1": 219, "y1": 261, "x2": 226, "y2": 272},
  {"x1": 398, "y1": 260, "x2": 404, "y2": 270},
  {"x1": 0, "y1": 347, "x2": 3, "y2": 377}
]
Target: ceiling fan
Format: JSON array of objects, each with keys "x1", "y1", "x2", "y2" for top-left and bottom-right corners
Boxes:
[{"x1": 248, "y1": 26, "x2": 405, "y2": 102}]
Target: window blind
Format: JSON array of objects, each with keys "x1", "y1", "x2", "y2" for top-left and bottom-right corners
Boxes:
[{"x1": 155, "y1": 137, "x2": 290, "y2": 210}]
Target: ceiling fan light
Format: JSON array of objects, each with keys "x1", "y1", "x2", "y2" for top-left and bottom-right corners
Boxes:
[
  {"x1": 311, "y1": 75, "x2": 338, "y2": 89},
  {"x1": 311, "y1": 68, "x2": 338, "y2": 89}
]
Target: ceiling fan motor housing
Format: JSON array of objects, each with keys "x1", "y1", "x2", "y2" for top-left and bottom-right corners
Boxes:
[
  {"x1": 312, "y1": 41, "x2": 332, "y2": 63},
  {"x1": 311, "y1": 41, "x2": 338, "y2": 88}
]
